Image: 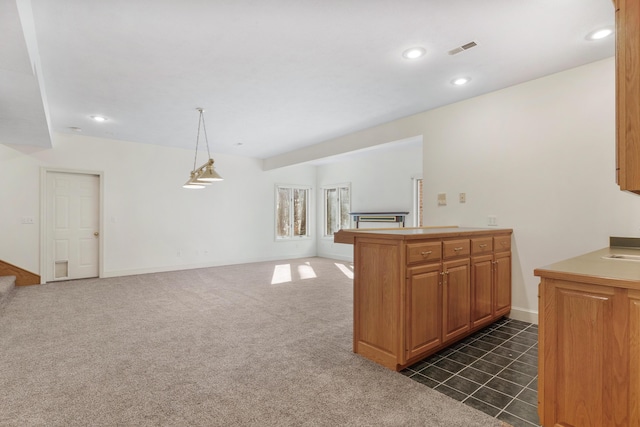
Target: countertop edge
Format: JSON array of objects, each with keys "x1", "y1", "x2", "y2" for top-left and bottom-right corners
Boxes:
[{"x1": 334, "y1": 227, "x2": 513, "y2": 244}]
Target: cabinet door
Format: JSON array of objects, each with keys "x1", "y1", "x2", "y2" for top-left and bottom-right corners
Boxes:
[
  {"x1": 405, "y1": 263, "x2": 442, "y2": 360},
  {"x1": 493, "y1": 251, "x2": 511, "y2": 317},
  {"x1": 630, "y1": 290, "x2": 640, "y2": 426},
  {"x1": 442, "y1": 258, "x2": 471, "y2": 342},
  {"x1": 540, "y1": 280, "x2": 617, "y2": 427},
  {"x1": 471, "y1": 255, "x2": 493, "y2": 328}
]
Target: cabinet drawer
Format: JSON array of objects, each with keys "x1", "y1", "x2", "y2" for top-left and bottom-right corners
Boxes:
[
  {"x1": 443, "y1": 239, "x2": 470, "y2": 259},
  {"x1": 407, "y1": 241, "x2": 442, "y2": 264},
  {"x1": 494, "y1": 235, "x2": 511, "y2": 252},
  {"x1": 472, "y1": 237, "x2": 493, "y2": 255}
]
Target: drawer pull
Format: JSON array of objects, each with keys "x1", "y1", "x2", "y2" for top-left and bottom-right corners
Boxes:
[
  {"x1": 453, "y1": 247, "x2": 463, "y2": 251},
  {"x1": 421, "y1": 251, "x2": 432, "y2": 256},
  {"x1": 479, "y1": 244, "x2": 487, "y2": 248}
]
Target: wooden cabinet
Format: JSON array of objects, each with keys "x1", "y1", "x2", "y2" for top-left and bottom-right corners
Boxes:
[
  {"x1": 471, "y1": 236, "x2": 512, "y2": 329},
  {"x1": 494, "y1": 249, "x2": 512, "y2": 317},
  {"x1": 442, "y1": 257, "x2": 471, "y2": 342},
  {"x1": 337, "y1": 227, "x2": 512, "y2": 371},
  {"x1": 406, "y1": 263, "x2": 442, "y2": 360},
  {"x1": 536, "y1": 264, "x2": 640, "y2": 427},
  {"x1": 630, "y1": 290, "x2": 640, "y2": 427},
  {"x1": 471, "y1": 254, "x2": 493, "y2": 328},
  {"x1": 614, "y1": 0, "x2": 640, "y2": 193}
]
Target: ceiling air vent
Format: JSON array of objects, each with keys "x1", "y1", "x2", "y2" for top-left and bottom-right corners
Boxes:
[{"x1": 448, "y1": 41, "x2": 478, "y2": 56}]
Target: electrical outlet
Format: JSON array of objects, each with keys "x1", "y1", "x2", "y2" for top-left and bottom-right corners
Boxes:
[
  {"x1": 21, "y1": 216, "x2": 35, "y2": 224},
  {"x1": 459, "y1": 193, "x2": 466, "y2": 203},
  {"x1": 437, "y1": 193, "x2": 447, "y2": 206}
]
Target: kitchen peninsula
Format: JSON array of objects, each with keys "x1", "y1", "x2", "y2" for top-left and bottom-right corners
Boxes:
[{"x1": 334, "y1": 226, "x2": 513, "y2": 371}]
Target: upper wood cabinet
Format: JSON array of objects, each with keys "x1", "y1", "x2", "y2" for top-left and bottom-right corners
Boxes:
[{"x1": 615, "y1": 0, "x2": 640, "y2": 193}]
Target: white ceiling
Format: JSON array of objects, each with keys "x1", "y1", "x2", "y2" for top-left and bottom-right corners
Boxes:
[{"x1": 2, "y1": 0, "x2": 615, "y2": 160}]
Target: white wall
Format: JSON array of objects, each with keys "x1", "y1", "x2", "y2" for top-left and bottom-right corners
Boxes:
[
  {"x1": 4, "y1": 57, "x2": 638, "y2": 322},
  {"x1": 316, "y1": 144, "x2": 423, "y2": 260},
  {"x1": 421, "y1": 57, "x2": 640, "y2": 321},
  {"x1": 1, "y1": 132, "x2": 317, "y2": 278},
  {"x1": 283, "y1": 57, "x2": 640, "y2": 322}
]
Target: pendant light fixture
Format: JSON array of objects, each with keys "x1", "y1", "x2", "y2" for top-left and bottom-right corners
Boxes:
[{"x1": 183, "y1": 108, "x2": 224, "y2": 189}]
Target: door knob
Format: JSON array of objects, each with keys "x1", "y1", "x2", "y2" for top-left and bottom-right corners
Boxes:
[{"x1": 94, "y1": 232, "x2": 99, "y2": 237}]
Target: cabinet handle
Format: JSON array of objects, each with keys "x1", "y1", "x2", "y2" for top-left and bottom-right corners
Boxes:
[
  {"x1": 453, "y1": 247, "x2": 463, "y2": 251},
  {"x1": 479, "y1": 244, "x2": 487, "y2": 248},
  {"x1": 421, "y1": 251, "x2": 432, "y2": 256}
]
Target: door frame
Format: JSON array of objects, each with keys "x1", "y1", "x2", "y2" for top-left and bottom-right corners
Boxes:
[{"x1": 39, "y1": 167, "x2": 105, "y2": 284}]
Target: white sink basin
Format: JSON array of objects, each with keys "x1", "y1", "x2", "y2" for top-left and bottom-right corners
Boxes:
[{"x1": 602, "y1": 254, "x2": 640, "y2": 261}]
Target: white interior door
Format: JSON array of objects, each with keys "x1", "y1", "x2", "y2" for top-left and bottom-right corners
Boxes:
[{"x1": 46, "y1": 172, "x2": 100, "y2": 281}]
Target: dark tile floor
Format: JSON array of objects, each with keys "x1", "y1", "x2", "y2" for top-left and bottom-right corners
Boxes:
[{"x1": 401, "y1": 318, "x2": 540, "y2": 427}]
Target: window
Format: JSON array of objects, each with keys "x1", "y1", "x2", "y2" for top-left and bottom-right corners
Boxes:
[
  {"x1": 276, "y1": 185, "x2": 311, "y2": 239},
  {"x1": 324, "y1": 184, "x2": 350, "y2": 236},
  {"x1": 413, "y1": 177, "x2": 423, "y2": 227}
]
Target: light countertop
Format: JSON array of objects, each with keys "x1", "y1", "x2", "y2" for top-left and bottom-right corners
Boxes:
[{"x1": 534, "y1": 247, "x2": 640, "y2": 289}]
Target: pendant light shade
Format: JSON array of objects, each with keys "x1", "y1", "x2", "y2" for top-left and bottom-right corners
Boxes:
[
  {"x1": 197, "y1": 159, "x2": 223, "y2": 182},
  {"x1": 182, "y1": 108, "x2": 223, "y2": 189}
]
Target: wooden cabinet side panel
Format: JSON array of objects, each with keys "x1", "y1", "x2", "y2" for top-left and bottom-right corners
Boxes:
[
  {"x1": 442, "y1": 258, "x2": 471, "y2": 342},
  {"x1": 538, "y1": 281, "x2": 545, "y2": 423},
  {"x1": 544, "y1": 280, "x2": 615, "y2": 427},
  {"x1": 617, "y1": 0, "x2": 640, "y2": 191},
  {"x1": 354, "y1": 239, "x2": 402, "y2": 368},
  {"x1": 626, "y1": 0, "x2": 640, "y2": 189},
  {"x1": 406, "y1": 264, "x2": 442, "y2": 359},
  {"x1": 616, "y1": 0, "x2": 624, "y2": 186},
  {"x1": 629, "y1": 290, "x2": 640, "y2": 426}
]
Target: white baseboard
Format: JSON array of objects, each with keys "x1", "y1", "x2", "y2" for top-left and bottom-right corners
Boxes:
[{"x1": 508, "y1": 306, "x2": 538, "y2": 325}]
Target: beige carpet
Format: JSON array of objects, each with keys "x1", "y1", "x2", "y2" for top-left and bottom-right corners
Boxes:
[{"x1": 0, "y1": 257, "x2": 503, "y2": 426}]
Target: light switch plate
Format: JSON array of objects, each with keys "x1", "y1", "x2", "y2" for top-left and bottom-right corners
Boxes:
[
  {"x1": 459, "y1": 193, "x2": 466, "y2": 203},
  {"x1": 437, "y1": 193, "x2": 447, "y2": 206}
]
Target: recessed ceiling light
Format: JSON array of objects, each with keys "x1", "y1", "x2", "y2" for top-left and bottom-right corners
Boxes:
[
  {"x1": 451, "y1": 77, "x2": 471, "y2": 86},
  {"x1": 587, "y1": 28, "x2": 613, "y2": 41},
  {"x1": 90, "y1": 115, "x2": 107, "y2": 122},
  {"x1": 402, "y1": 47, "x2": 426, "y2": 60}
]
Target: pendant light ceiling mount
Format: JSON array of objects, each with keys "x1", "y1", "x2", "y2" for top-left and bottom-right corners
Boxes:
[{"x1": 183, "y1": 108, "x2": 224, "y2": 189}]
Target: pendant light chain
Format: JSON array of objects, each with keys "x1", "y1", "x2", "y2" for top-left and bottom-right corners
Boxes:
[
  {"x1": 193, "y1": 110, "x2": 203, "y2": 172},
  {"x1": 200, "y1": 110, "x2": 212, "y2": 160}
]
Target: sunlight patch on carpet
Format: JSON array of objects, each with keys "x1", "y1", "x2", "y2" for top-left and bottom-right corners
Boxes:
[
  {"x1": 271, "y1": 262, "x2": 318, "y2": 284},
  {"x1": 271, "y1": 264, "x2": 292, "y2": 284},
  {"x1": 334, "y1": 263, "x2": 354, "y2": 279}
]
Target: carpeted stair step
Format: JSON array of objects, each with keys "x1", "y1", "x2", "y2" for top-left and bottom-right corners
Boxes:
[{"x1": 0, "y1": 275, "x2": 16, "y2": 307}]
